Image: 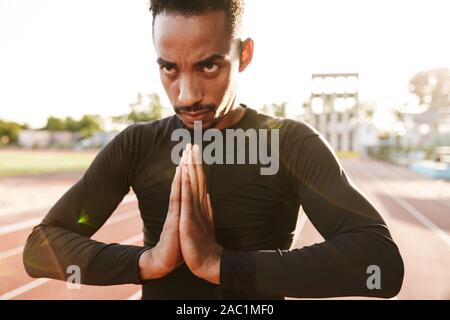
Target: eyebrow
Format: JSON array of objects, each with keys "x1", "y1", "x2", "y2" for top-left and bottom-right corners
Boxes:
[{"x1": 156, "y1": 54, "x2": 226, "y2": 68}]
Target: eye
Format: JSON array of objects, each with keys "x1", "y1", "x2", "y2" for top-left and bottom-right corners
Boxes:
[
  {"x1": 161, "y1": 65, "x2": 177, "y2": 76},
  {"x1": 203, "y1": 63, "x2": 219, "y2": 74}
]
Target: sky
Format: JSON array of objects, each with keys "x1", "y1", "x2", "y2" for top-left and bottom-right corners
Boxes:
[{"x1": 0, "y1": 0, "x2": 449, "y2": 128}]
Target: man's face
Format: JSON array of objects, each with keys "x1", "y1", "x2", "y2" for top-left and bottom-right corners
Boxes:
[{"x1": 153, "y1": 11, "x2": 243, "y2": 129}]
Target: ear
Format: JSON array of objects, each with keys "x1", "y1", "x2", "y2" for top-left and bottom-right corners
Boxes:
[{"x1": 239, "y1": 38, "x2": 254, "y2": 72}]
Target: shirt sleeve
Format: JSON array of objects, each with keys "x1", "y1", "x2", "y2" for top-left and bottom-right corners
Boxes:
[
  {"x1": 220, "y1": 127, "x2": 404, "y2": 298},
  {"x1": 23, "y1": 125, "x2": 149, "y2": 285}
]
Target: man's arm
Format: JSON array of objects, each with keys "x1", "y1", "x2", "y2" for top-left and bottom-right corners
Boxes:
[
  {"x1": 219, "y1": 132, "x2": 404, "y2": 298},
  {"x1": 23, "y1": 125, "x2": 149, "y2": 285}
]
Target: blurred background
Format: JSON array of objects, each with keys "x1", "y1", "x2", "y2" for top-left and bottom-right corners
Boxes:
[{"x1": 0, "y1": 0, "x2": 449, "y2": 300}]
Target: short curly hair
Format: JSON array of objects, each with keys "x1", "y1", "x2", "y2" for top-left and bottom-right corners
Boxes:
[{"x1": 149, "y1": 0, "x2": 244, "y2": 37}]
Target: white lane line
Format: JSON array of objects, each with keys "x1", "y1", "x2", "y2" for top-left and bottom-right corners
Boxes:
[
  {"x1": 0, "y1": 218, "x2": 42, "y2": 236},
  {"x1": 0, "y1": 194, "x2": 137, "y2": 218},
  {"x1": 0, "y1": 233, "x2": 144, "y2": 300},
  {"x1": 388, "y1": 195, "x2": 450, "y2": 246},
  {"x1": 0, "y1": 278, "x2": 51, "y2": 300},
  {"x1": 0, "y1": 246, "x2": 24, "y2": 260},
  {"x1": 0, "y1": 205, "x2": 49, "y2": 218},
  {"x1": 0, "y1": 198, "x2": 138, "y2": 236},
  {"x1": 127, "y1": 290, "x2": 142, "y2": 300},
  {"x1": 0, "y1": 209, "x2": 139, "y2": 261},
  {"x1": 356, "y1": 163, "x2": 450, "y2": 247},
  {"x1": 438, "y1": 200, "x2": 450, "y2": 210},
  {"x1": 372, "y1": 161, "x2": 450, "y2": 210}
]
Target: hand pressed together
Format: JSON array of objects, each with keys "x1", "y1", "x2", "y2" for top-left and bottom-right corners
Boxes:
[{"x1": 139, "y1": 143, "x2": 222, "y2": 284}]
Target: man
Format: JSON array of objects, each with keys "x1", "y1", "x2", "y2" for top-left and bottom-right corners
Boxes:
[{"x1": 23, "y1": 0, "x2": 404, "y2": 299}]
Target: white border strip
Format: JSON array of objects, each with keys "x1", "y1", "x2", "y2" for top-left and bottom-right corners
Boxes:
[
  {"x1": 0, "y1": 218, "x2": 42, "y2": 236},
  {"x1": 0, "y1": 246, "x2": 24, "y2": 260},
  {"x1": 0, "y1": 209, "x2": 139, "y2": 261},
  {"x1": 0, "y1": 194, "x2": 136, "y2": 218},
  {"x1": 0, "y1": 201, "x2": 137, "y2": 236},
  {"x1": 0, "y1": 278, "x2": 51, "y2": 300},
  {"x1": 0, "y1": 233, "x2": 143, "y2": 300}
]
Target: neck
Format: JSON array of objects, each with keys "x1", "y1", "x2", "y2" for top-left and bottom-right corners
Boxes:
[{"x1": 213, "y1": 99, "x2": 246, "y2": 130}]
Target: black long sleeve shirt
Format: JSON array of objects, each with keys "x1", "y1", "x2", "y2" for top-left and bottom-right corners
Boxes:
[{"x1": 23, "y1": 106, "x2": 404, "y2": 299}]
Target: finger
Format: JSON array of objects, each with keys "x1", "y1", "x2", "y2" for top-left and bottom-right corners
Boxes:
[
  {"x1": 193, "y1": 144, "x2": 207, "y2": 202},
  {"x1": 186, "y1": 143, "x2": 192, "y2": 163},
  {"x1": 180, "y1": 148, "x2": 187, "y2": 165},
  {"x1": 186, "y1": 145, "x2": 200, "y2": 214},
  {"x1": 167, "y1": 166, "x2": 181, "y2": 217},
  {"x1": 207, "y1": 193, "x2": 215, "y2": 231},
  {"x1": 180, "y1": 165, "x2": 194, "y2": 219},
  {"x1": 192, "y1": 143, "x2": 202, "y2": 165}
]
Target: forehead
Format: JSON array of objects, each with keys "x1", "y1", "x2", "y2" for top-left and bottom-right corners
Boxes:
[{"x1": 153, "y1": 11, "x2": 232, "y2": 61}]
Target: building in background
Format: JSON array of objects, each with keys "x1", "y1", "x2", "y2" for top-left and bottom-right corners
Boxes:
[
  {"x1": 77, "y1": 131, "x2": 118, "y2": 149},
  {"x1": 303, "y1": 73, "x2": 377, "y2": 154},
  {"x1": 402, "y1": 103, "x2": 450, "y2": 149},
  {"x1": 18, "y1": 129, "x2": 118, "y2": 149},
  {"x1": 18, "y1": 130, "x2": 80, "y2": 148}
]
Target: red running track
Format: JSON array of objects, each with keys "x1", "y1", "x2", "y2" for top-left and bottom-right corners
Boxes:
[{"x1": 0, "y1": 159, "x2": 449, "y2": 299}]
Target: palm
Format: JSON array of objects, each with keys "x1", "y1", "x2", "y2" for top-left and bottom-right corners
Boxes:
[{"x1": 179, "y1": 144, "x2": 221, "y2": 280}]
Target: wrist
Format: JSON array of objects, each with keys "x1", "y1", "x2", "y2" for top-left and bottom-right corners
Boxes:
[
  {"x1": 194, "y1": 245, "x2": 223, "y2": 285},
  {"x1": 138, "y1": 247, "x2": 170, "y2": 280}
]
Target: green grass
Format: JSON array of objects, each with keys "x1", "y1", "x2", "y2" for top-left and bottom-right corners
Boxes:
[
  {"x1": 0, "y1": 149, "x2": 98, "y2": 177},
  {"x1": 0, "y1": 148, "x2": 360, "y2": 177},
  {"x1": 336, "y1": 151, "x2": 360, "y2": 159}
]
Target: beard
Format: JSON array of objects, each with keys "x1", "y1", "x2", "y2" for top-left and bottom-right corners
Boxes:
[
  {"x1": 174, "y1": 103, "x2": 218, "y2": 129},
  {"x1": 174, "y1": 103, "x2": 216, "y2": 115}
]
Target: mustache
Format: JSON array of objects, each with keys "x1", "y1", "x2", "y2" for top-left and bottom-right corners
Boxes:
[{"x1": 174, "y1": 104, "x2": 216, "y2": 114}]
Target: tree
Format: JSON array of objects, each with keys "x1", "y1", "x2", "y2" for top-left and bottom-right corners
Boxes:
[
  {"x1": 113, "y1": 93, "x2": 164, "y2": 125},
  {"x1": 129, "y1": 92, "x2": 164, "y2": 123},
  {"x1": 358, "y1": 101, "x2": 377, "y2": 121},
  {"x1": 409, "y1": 67, "x2": 450, "y2": 108},
  {"x1": 43, "y1": 116, "x2": 66, "y2": 131},
  {"x1": 65, "y1": 117, "x2": 80, "y2": 132},
  {"x1": 42, "y1": 115, "x2": 103, "y2": 138},
  {"x1": 261, "y1": 102, "x2": 287, "y2": 118},
  {"x1": 77, "y1": 115, "x2": 103, "y2": 138},
  {"x1": 0, "y1": 119, "x2": 24, "y2": 145}
]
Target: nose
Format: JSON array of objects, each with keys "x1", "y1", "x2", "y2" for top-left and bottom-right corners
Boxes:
[{"x1": 177, "y1": 74, "x2": 202, "y2": 107}]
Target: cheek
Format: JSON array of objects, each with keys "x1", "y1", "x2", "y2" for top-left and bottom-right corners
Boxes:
[
  {"x1": 159, "y1": 74, "x2": 170, "y2": 93},
  {"x1": 207, "y1": 69, "x2": 235, "y2": 101},
  {"x1": 222, "y1": 62, "x2": 240, "y2": 94}
]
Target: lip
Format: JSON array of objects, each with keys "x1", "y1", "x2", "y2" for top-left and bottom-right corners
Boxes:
[{"x1": 182, "y1": 110, "x2": 213, "y2": 123}]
